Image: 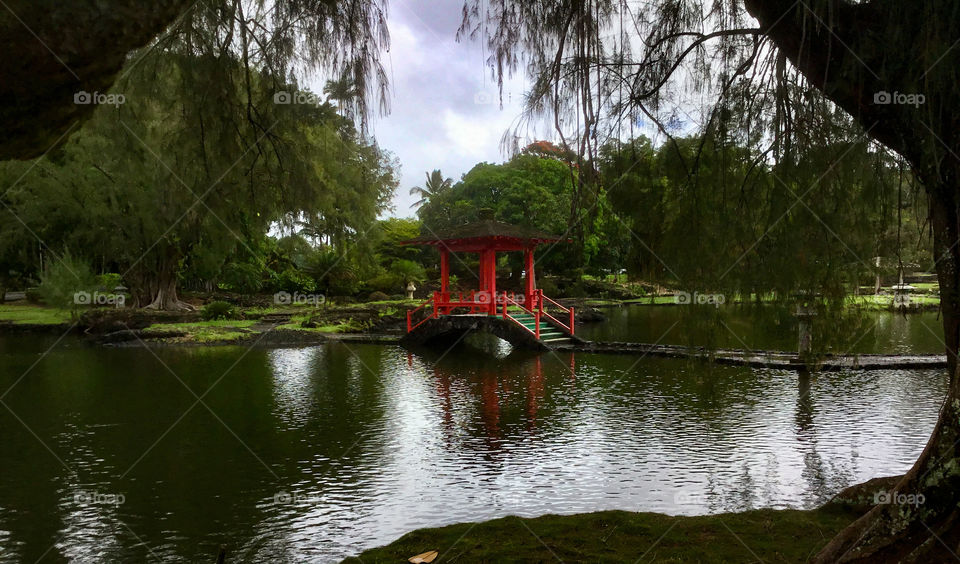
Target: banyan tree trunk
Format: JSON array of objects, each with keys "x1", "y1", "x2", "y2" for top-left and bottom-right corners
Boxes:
[{"x1": 131, "y1": 257, "x2": 195, "y2": 311}]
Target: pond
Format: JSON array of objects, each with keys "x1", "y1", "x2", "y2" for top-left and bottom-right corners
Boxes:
[
  {"x1": 0, "y1": 311, "x2": 949, "y2": 562},
  {"x1": 578, "y1": 305, "x2": 947, "y2": 354}
]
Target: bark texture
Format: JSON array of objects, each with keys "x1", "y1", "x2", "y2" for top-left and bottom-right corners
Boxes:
[
  {"x1": 0, "y1": 0, "x2": 191, "y2": 159},
  {"x1": 130, "y1": 253, "x2": 195, "y2": 312}
]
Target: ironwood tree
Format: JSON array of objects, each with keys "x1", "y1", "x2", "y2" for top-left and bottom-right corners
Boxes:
[
  {"x1": 0, "y1": 59, "x2": 397, "y2": 310},
  {"x1": 0, "y1": 1, "x2": 388, "y2": 159},
  {"x1": 462, "y1": 0, "x2": 960, "y2": 560},
  {"x1": 1, "y1": 0, "x2": 393, "y2": 309}
]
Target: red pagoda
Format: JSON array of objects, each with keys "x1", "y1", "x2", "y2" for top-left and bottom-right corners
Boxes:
[{"x1": 401, "y1": 213, "x2": 574, "y2": 342}]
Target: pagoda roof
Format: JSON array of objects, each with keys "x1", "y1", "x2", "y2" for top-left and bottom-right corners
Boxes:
[{"x1": 401, "y1": 219, "x2": 562, "y2": 249}]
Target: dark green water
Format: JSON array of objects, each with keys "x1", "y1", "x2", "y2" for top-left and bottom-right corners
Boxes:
[{"x1": 0, "y1": 311, "x2": 949, "y2": 562}]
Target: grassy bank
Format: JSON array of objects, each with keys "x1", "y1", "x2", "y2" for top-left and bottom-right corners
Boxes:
[
  {"x1": 0, "y1": 286, "x2": 942, "y2": 345},
  {"x1": 348, "y1": 505, "x2": 863, "y2": 563},
  {"x1": 0, "y1": 304, "x2": 72, "y2": 325}
]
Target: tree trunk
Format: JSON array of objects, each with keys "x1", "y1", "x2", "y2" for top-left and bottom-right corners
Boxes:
[
  {"x1": 814, "y1": 180, "x2": 960, "y2": 562},
  {"x1": 143, "y1": 274, "x2": 194, "y2": 311},
  {"x1": 131, "y1": 254, "x2": 195, "y2": 311}
]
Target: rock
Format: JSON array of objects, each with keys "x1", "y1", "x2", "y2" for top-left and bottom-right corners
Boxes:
[
  {"x1": 372, "y1": 314, "x2": 406, "y2": 333},
  {"x1": 576, "y1": 307, "x2": 607, "y2": 323},
  {"x1": 367, "y1": 291, "x2": 390, "y2": 302}
]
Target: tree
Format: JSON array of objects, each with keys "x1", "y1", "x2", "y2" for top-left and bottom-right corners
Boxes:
[
  {"x1": 0, "y1": 55, "x2": 396, "y2": 310},
  {"x1": 463, "y1": 0, "x2": 960, "y2": 559},
  {"x1": 409, "y1": 170, "x2": 453, "y2": 209},
  {"x1": 373, "y1": 217, "x2": 423, "y2": 267},
  {"x1": 0, "y1": 0, "x2": 191, "y2": 159},
  {"x1": 0, "y1": 0, "x2": 389, "y2": 159},
  {"x1": 418, "y1": 152, "x2": 584, "y2": 276}
]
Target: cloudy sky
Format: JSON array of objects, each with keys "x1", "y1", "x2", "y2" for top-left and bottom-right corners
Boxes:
[
  {"x1": 302, "y1": 1, "x2": 689, "y2": 218},
  {"x1": 355, "y1": 0, "x2": 540, "y2": 217}
]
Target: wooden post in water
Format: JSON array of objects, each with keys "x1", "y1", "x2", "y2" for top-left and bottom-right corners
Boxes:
[
  {"x1": 794, "y1": 291, "x2": 818, "y2": 359},
  {"x1": 796, "y1": 303, "x2": 816, "y2": 358}
]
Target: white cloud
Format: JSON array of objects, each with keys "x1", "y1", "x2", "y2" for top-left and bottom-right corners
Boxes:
[{"x1": 369, "y1": 2, "x2": 538, "y2": 217}]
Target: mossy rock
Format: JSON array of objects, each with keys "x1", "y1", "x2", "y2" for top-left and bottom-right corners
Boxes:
[{"x1": 828, "y1": 474, "x2": 904, "y2": 512}]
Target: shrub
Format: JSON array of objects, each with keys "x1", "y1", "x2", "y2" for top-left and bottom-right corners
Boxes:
[
  {"x1": 271, "y1": 267, "x2": 316, "y2": 294},
  {"x1": 366, "y1": 272, "x2": 400, "y2": 294},
  {"x1": 565, "y1": 282, "x2": 588, "y2": 298},
  {"x1": 390, "y1": 259, "x2": 426, "y2": 286},
  {"x1": 327, "y1": 275, "x2": 360, "y2": 297},
  {"x1": 39, "y1": 255, "x2": 97, "y2": 311},
  {"x1": 367, "y1": 291, "x2": 390, "y2": 302},
  {"x1": 25, "y1": 288, "x2": 44, "y2": 304},
  {"x1": 537, "y1": 277, "x2": 560, "y2": 297},
  {"x1": 220, "y1": 263, "x2": 264, "y2": 294},
  {"x1": 95, "y1": 273, "x2": 123, "y2": 292},
  {"x1": 201, "y1": 300, "x2": 238, "y2": 321}
]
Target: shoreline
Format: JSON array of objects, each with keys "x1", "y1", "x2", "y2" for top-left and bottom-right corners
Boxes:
[
  {"x1": 344, "y1": 476, "x2": 897, "y2": 563},
  {"x1": 0, "y1": 294, "x2": 942, "y2": 348}
]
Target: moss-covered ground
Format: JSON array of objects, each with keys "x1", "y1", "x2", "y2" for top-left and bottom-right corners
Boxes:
[{"x1": 347, "y1": 505, "x2": 863, "y2": 563}]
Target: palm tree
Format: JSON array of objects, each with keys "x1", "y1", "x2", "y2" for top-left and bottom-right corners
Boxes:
[
  {"x1": 409, "y1": 169, "x2": 452, "y2": 209},
  {"x1": 323, "y1": 77, "x2": 358, "y2": 118}
]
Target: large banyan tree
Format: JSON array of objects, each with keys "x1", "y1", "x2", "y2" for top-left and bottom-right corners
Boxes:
[
  {"x1": 0, "y1": 0, "x2": 391, "y2": 309},
  {"x1": 0, "y1": 0, "x2": 388, "y2": 159},
  {"x1": 460, "y1": 0, "x2": 960, "y2": 560}
]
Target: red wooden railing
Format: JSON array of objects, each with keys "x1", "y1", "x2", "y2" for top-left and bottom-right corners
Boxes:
[
  {"x1": 500, "y1": 291, "x2": 540, "y2": 338},
  {"x1": 406, "y1": 292, "x2": 437, "y2": 332},
  {"x1": 537, "y1": 289, "x2": 575, "y2": 336},
  {"x1": 407, "y1": 289, "x2": 574, "y2": 337}
]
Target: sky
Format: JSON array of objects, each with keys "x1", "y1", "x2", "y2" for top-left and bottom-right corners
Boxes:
[
  {"x1": 302, "y1": 0, "x2": 690, "y2": 219},
  {"x1": 343, "y1": 0, "x2": 538, "y2": 217}
]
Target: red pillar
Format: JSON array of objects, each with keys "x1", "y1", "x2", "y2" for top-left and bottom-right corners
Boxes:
[
  {"x1": 439, "y1": 248, "x2": 450, "y2": 313},
  {"x1": 524, "y1": 248, "x2": 535, "y2": 310},
  {"x1": 477, "y1": 251, "x2": 486, "y2": 292},
  {"x1": 487, "y1": 249, "x2": 497, "y2": 315},
  {"x1": 476, "y1": 251, "x2": 487, "y2": 313},
  {"x1": 440, "y1": 248, "x2": 449, "y2": 292}
]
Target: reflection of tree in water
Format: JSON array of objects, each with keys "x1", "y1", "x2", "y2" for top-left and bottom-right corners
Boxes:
[
  {"x1": 795, "y1": 372, "x2": 828, "y2": 505},
  {"x1": 794, "y1": 372, "x2": 857, "y2": 507}
]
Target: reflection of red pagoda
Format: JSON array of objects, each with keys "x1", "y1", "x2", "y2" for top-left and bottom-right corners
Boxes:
[{"x1": 426, "y1": 353, "x2": 577, "y2": 444}]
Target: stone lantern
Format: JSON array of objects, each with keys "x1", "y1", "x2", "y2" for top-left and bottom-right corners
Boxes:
[
  {"x1": 891, "y1": 283, "x2": 915, "y2": 309},
  {"x1": 406, "y1": 281, "x2": 417, "y2": 300},
  {"x1": 891, "y1": 271, "x2": 915, "y2": 309}
]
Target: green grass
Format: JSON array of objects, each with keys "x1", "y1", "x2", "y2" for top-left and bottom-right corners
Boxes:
[
  {"x1": 274, "y1": 318, "x2": 364, "y2": 333},
  {"x1": 242, "y1": 304, "x2": 324, "y2": 316},
  {"x1": 846, "y1": 294, "x2": 940, "y2": 310},
  {"x1": 0, "y1": 304, "x2": 72, "y2": 325},
  {"x1": 582, "y1": 299, "x2": 623, "y2": 306},
  {"x1": 365, "y1": 299, "x2": 420, "y2": 307},
  {"x1": 190, "y1": 329, "x2": 249, "y2": 343},
  {"x1": 275, "y1": 322, "x2": 346, "y2": 333},
  {"x1": 349, "y1": 506, "x2": 861, "y2": 564},
  {"x1": 910, "y1": 282, "x2": 939, "y2": 292},
  {"x1": 142, "y1": 320, "x2": 258, "y2": 331},
  {"x1": 622, "y1": 296, "x2": 680, "y2": 305},
  {"x1": 141, "y1": 319, "x2": 258, "y2": 343}
]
